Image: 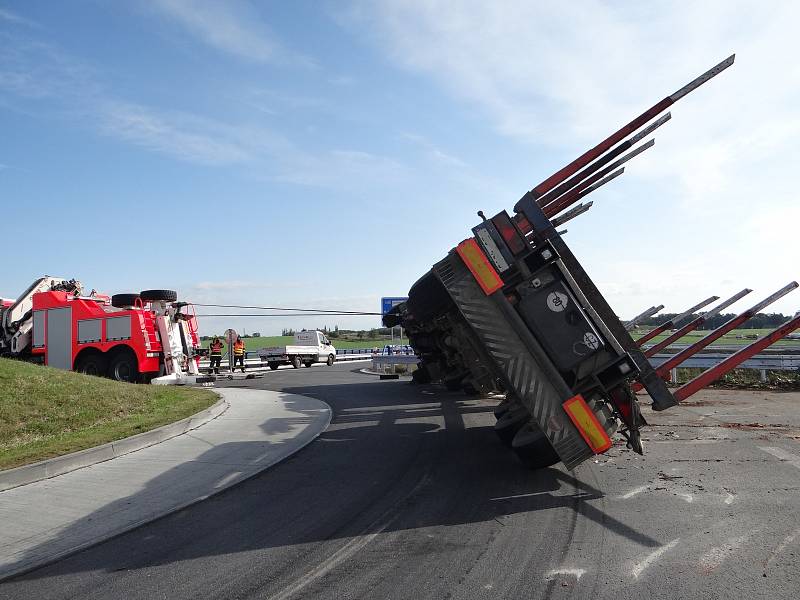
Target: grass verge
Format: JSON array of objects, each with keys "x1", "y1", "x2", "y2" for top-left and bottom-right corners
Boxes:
[{"x1": 0, "y1": 357, "x2": 217, "y2": 471}]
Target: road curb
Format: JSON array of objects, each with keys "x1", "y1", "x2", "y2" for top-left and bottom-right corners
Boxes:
[
  {"x1": 0, "y1": 390, "x2": 330, "y2": 583},
  {"x1": 0, "y1": 395, "x2": 230, "y2": 493}
]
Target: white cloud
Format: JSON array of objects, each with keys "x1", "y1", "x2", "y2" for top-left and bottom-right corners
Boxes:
[
  {"x1": 344, "y1": 0, "x2": 800, "y2": 317},
  {"x1": 99, "y1": 102, "x2": 252, "y2": 165},
  {"x1": 148, "y1": 0, "x2": 313, "y2": 66},
  {"x1": 0, "y1": 7, "x2": 36, "y2": 26}
]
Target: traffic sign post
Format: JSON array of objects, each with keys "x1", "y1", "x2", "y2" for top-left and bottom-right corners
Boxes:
[
  {"x1": 381, "y1": 297, "x2": 408, "y2": 346},
  {"x1": 224, "y1": 328, "x2": 237, "y2": 373}
]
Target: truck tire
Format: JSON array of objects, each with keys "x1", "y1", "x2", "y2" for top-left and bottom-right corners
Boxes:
[
  {"x1": 511, "y1": 424, "x2": 560, "y2": 469},
  {"x1": 494, "y1": 406, "x2": 529, "y2": 446},
  {"x1": 292, "y1": 356, "x2": 302, "y2": 369},
  {"x1": 75, "y1": 353, "x2": 106, "y2": 377},
  {"x1": 304, "y1": 361, "x2": 313, "y2": 368},
  {"x1": 140, "y1": 289, "x2": 178, "y2": 302},
  {"x1": 326, "y1": 354, "x2": 334, "y2": 366},
  {"x1": 269, "y1": 363, "x2": 279, "y2": 370},
  {"x1": 111, "y1": 293, "x2": 140, "y2": 308},
  {"x1": 411, "y1": 365, "x2": 431, "y2": 384},
  {"x1": 108, "y1": 351, "x2": 139, "y2": 382}
]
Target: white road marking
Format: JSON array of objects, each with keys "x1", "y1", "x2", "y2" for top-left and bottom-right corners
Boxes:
[
  {"x1": 631, "y1": 539, "x2": 680, "y2": 579},
  {"x1": 267, "y1": 473, "x2": 430, "y2": 600},
  {"x1": 759, "y1": 446, "x2": 800, "y2": 470},
  {"x1": 764, "y1": 527, "x2": 800, "y2": 573},
  {"x1": 545, "y1": 568, "x2": 586, "y2": 581},
  {"x1": 724, "y1": 492, "x2": 736, "y2": 505},
  {"x1": 619, "y1": 484, "x2": 650, "y2": 499},
  {"x1": 490, "y1": 492, "x2": 540, "y2": 501},
  {"x1": 677, "y1": 493, "x2": 694, "y2": 503},
  {"x1": 699, "y1": 534, "x2": 749, "y2": 572}
]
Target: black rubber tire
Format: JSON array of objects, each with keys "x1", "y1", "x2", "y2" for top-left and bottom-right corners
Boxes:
[
  {"x1": 444, "y1": 376, "x2": 464, "y2": 391},
  {"x1": 74, "y1": 353, "x2": 106, "y2": 377},
  {"x1": 304, "y1": 361, "x2": 313, "y2": 368},
  {"x1": 292, "y1": 356, "x2": 302, "y2": 369},
  {"x1": 461, "y1": 381, "x2": 480, "y2": 396},
  {"x1": 140, "y1": 289, "x2": 178, "y2": 302},
  {"x1": 512, "y1": 424, "x2": 560, "y2": 469},
  {"x1": 494, "y1": 408, "x2": 529, "y2": 447},
  {"x1": 407, "y1": 271, "x2": 455, "y2": 322},
  {"x1": 108, "y1": 352, "x2": 139, "y2": 382},
  {"x1": 111, "y1": 293, "x2": 140, "y2": 308},
  {"x1": 326, "y1": 354, "x2": 334, "y2": 366},
  {"x1": 411, "y1": 366, "x2": 431, "y2": 384},
  {"x1": 269, "y1": 363, "x2": 279, "y2": 371}
]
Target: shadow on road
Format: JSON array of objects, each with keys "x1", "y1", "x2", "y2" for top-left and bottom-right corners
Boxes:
[{"x1": 7, "y1": 376, "x2": 661, "y2": 588}]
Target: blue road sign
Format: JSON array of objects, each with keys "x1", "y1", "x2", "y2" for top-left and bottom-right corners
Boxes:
[{"x1": 381, "y1": 297, "x2": 408, "y2": 315}]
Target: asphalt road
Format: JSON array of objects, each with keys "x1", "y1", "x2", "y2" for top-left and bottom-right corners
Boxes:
[{"x1": 3, "y1": 362, "x2": 799, "y2": 599}]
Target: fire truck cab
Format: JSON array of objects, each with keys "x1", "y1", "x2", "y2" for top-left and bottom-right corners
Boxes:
[{"x1": 0, "y1": 277, "x2": 209, "y2": 384}]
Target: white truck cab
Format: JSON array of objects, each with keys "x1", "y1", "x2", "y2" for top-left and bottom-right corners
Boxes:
[{"x1": 258, "y1": 330, "x2": 337, "y2": 370}]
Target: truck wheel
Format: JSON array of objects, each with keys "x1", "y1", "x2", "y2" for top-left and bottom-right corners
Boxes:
[
  {"x1": 511, "y1": 424, "x2": 560, "y2": 469},
  {"x1": 326, "y1": 354, "x2": 334, "y2": 366},
  {"x1": 140, "y1": 289, "x2": 178, "y2": 302},
  {"x1": 75, "y1": 353, "x2": 106, "y2": 377},
  {"x1": 411, "y1": 366, "x2": 431, "y2": 384},
  {"x1": 494, "y1": 406, "x2": 529, "y2": 446},
  {"x1": 304, "y1": 361, "x2": 313, "y2": 368},
  {"x1": 108, "y1": 353, "x2": 139, "y2": 382},
  {"x1": 269, "y1": 363, "x2": 279, "y2": 370},
  {"x1": 292, "y1": 356, "x2": 302, "y2": 369},
  {"x1": 111, "y1": 293, "x2": 140, "y2": 308}
]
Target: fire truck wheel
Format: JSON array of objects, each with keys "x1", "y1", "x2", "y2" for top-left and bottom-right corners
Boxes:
[
  {"x1": 139, "y1": 289, "x2": 178, "y2": 302},
  {"x1": 511, "y1": 423, "x2": 560, "y2": 469},
  {"x1": 75, "y1": 353, "x2": 107, "y2": 377},
  {"x1": 291, "y1": 356, "x2": 302, "y2": 369},
  {"x1": 326, "y1": 354, "x2": 334, "y2": 366},
  {"x1": 269, "y1": 363, "x2": 279, "y2": 370},
  {"x1": 108, "y1": 351, "x2": 139, "y2": 383},
  {"x1": 111, "y1": 293, "x2": 140, "y2": 308}
]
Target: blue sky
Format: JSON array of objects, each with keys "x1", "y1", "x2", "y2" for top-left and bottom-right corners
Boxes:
[{"x1": 2, "y1": 1, "x2": 797, "y2": 336}]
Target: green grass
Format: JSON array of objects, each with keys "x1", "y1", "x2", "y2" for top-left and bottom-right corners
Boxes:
[
  {"x1": 630, "y1": 327, "x2": 800, "y2": 348},
  {"x1": 0, "y1": 358, "x2": 217, "y2": 471},
  {"x1": 203, "y1": 336, "x2": 407, "y2": 351}
]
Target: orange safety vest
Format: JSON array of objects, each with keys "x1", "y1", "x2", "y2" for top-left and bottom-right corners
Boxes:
[
  {"x1": 210, "y1": 340, "x2": 224, "y2": 355},
  {"x1": 234, "y1": 341, "x2": 245, "y2": 355}
]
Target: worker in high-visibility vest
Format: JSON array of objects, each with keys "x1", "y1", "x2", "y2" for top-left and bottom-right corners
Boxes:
[
  {"x1": 209, "y1": 336, "x2": 224, "y2": 374},
  {"x1": 233, "y1": 336, "x2": 246, "y2": 373}
]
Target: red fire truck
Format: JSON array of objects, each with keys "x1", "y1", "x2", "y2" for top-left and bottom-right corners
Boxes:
[{"x1": 0, "y1": 277, "x2": 209, "y2": 384}]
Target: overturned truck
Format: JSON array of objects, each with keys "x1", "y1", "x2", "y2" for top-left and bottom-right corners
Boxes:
[{"x1": 384, "y1": 55, "x2": 800, "y2": 470}]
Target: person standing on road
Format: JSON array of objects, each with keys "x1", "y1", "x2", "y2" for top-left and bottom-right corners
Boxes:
[
  {"x1": 233, "y1": 336, "x2": 246, "y2": 373},
  {"x1": 209, "y1": 336, "x2": 224, "y2": 374}
]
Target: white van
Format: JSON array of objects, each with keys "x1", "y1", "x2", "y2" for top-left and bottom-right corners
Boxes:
[{"x1": 258, "y1": 330, "x2": 337, "y2": 370}]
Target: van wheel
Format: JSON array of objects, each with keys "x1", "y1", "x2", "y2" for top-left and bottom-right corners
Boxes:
[
  {"x1": 75, "y1": 354, "x2": 106, "y2": 377},
  {"x1": 269, "y1": 363, "x2": 279, "y2": 370},
  {"x1": 292, "y1": 357, "x2": 302, "y2": 369},
  {"x1": 326, "y1": 355, "x2": 334, "y2": 366},
  {"x1": 108, "y1": 352, "x2": 139, "y2": 382}
]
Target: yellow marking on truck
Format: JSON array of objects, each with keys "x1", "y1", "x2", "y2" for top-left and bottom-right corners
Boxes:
[
  {"x1": 562, "y1": 394, "x2": 612, "y2": 453},
  {"x1": 456, "y1": 238, "x2": 503, "y2": 295}
]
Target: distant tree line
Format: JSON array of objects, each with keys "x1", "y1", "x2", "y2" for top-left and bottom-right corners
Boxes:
[{"x1": 637, "y1": 312, "x2": 791, "y2": 330}]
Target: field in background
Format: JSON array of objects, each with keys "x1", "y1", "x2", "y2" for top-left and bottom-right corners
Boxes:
[
  {"x1": 0, "y1": 358, "x2": 217, "y2": 470},
  {"x1": 197, "y1": 328, "x2": 800, "y2": 351},
  {"x1": 630, "y1": 327, "x2": 800, "y2": 349},
  {"x1": 200, "y1": 336, "x2": 407, "y2": 351}
]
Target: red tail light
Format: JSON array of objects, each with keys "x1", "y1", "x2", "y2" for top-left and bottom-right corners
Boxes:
[{"x1": 492, "y1": 211, "x2": 528, "y2": 255}]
